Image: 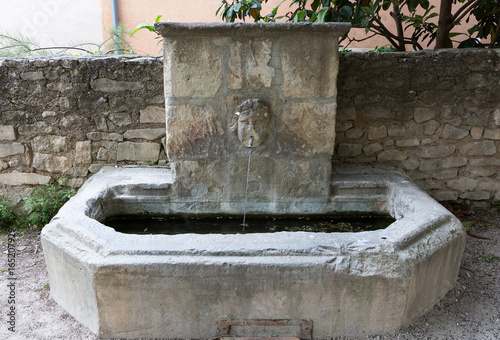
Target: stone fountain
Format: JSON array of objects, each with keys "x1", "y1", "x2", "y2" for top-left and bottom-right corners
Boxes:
[{"x1": 41, "y1": 23, "x2": 465, "y2": 339}]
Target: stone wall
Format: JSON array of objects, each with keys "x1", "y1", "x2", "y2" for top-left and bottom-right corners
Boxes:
[
  {"x1": 336, "y1": 49, "x2": 500, "y2": 201},
  {"x1": 0, "y1": 55, "x2": 165, "y2": 201},
  {"x1": 1, "y1": 50, "x2": 499, "y2": 202}
]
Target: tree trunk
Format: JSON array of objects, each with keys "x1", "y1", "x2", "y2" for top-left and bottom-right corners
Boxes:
[
  {"x1": 391, "y1": 4, "x2": 406, "y2": 51},
  {"x1": 435, "y1": 0, "x2": 454, "y2": 49}
]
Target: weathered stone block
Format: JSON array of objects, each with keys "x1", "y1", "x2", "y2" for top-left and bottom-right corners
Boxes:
[
  {"x1": 245, "y1": 40, "x2": 275, "y2": 89},
  {"x1": 462, "y1": 107, "x2": 490, "y2": 126},
  {"x1": 42, "y1": 111, "x2": 57, "y2": 118},
  {"x1": 0, "y1": 126, "x2": 15, "y2": 141},
  {"x1": 477, "y1": 179, "x2": 500, "y2": 192},
  {"x1": 345, "y1": 128, "x2": 363, "y2": 139},
  {"x1": 140, "y1": 106, "x2": 166, "y2": 124},
  {"x1": 0, "y1": 143, "x2": 24, "y2": 157},
  {"x1": 460, "y1": 141, "x2": 496, "y2": 156},
  {"x1": 336, "y1": 122, "x2": 353, "y2": 132},
  {"x1": 117, "y1": 142, "x2": 160, "y2": 162},
  {"x1": 338, "y1": 107, "x2": 356, "y2": 121},
  {"x1": 368, "y1": 126, "x2": 387, "y2": 140},
  {"x1": 164, "y1": 39, "x2": 222, "y2": 98},
  {"x1": 493, "y1": 108, "x2": 500, "y2": 125},
  {"x1": 109, "y1": 112, "x2": 132, "y2": 126},
  {"x1": 359, "y1": 106, "x2": 392, "y2": 120},
  {"x1": 401, "y1": 158, "x2": 419, "y2": 171},
  {"x1": 67, "y1": 178, "x2": 86, "y2": 188},
  {"x1": 228, "y1": 41, "x2": 243, "y2": 89},
  {"x1": 281, "y1": 36, "x2": 338, "y2": 98},
  {"x1": 363, "y1": 143, "x2": 384, "y2": 156},
  {"x1": 97, "y1": 148, "x2": 110, "y2": 161},
  {"x1": 465, "y1": 73, "x2": 490, "y2": 89},
  {"x1": 75, "y1": 141, "x2": 92, "y2": 165},
  {"x1": 74, "y1": 166, "x2": 89, "y2": 177},
  {"x1": 60, "y1": 114, "x2": 90, "y2": 129},
  {"x1": 21, "y1": 71, "x2": 44, "y2": 81},
  {"x1": 277, "y1": 102, "x2": 336, "y2": 156},
  {"x1": 441, "y1": 124, "x2": 469, "y2": 139},
  {"x1": 433, "y1": 169, "x2": 458, "y2": 180},
  {"x1": 469, "y1": 158, "x2": 500, "y2": 166},
  {"x1": 433, "y1": 190, "x2": 458, "y2": 202},
  {"x1": 423, "y1": 120, "x2": 440, "y2": 135},
  {"x1": 447, "y1": 178, "x2": 478, "y2": 192},
  {"x1": 86, "y1": 132, "x2": 123, "y2": 141},
  {"x1": 32, "y1": 153, "x2": 71, "y2": 174},
  {"x1": 109, "y1": 96, "x2": 145, "y2": 112},
  {"x1": 377, "y1": 149, "x2": 407, "y2": 162},
  {"x1": 32, "y1": 135, "x2": 67, "y2": 153},
  {"x1": 166, "y1": 104, "x2": 223, "y2": 160},
  {"x1": 94, "y1": 116, "x2": 108, "y2": 131},
  {"x1": 459, "y1": 191, "x2": 491, "y2": 200},
  {"x1": 469, "y1": 167, "x2": 496, "y2": 177},
  {"x1": 483, "y1": 129, "x2": 500, "y2": 140},
  {"x1": 18, "y1": 122, "x2": 57, "y2": 135},
  {"x1": 418, "y1": 145, "x2": 455, "y2": 158},
  {"x1": 124, "y1": 129, "x2": 166, "y2": 140},
  {"x1": 418, "y1": 90, "x2": 453, "y2": 104},
  {"x1": 337, "y1": 143, "x2": 362, "y2": 157},
  {"x1": 414, "y1": 108, "x2": 436, "y2": 123},
  {"x1": 90, "y1": 78, "x2": 144, "y2": 92},
  {"x1": 0, "y1": 171, "x2": 51, "y2": 185},
  {"x1": 388, "y1": 124, "x2": 405, "y2": 136},
  {"x1": 396, "y1": 138, "x2": 420, "y2": 147},
  {"x1": 470, "y1": 127, "x2": 483, "y2": 140},
  {"x1": 89, "y1": 164, "x2": 106, "y2": 174}
]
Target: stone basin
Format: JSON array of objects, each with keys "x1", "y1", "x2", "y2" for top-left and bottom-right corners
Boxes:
[{"x1": 41, "y1": 165, "x2": 465, "y2": 339}]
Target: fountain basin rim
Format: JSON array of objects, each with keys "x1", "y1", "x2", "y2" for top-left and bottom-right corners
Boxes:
[
  {"x1": 44, "y1": 166, "x2": 462, "y2": 259},
  {"x1": 154, "y1": 22, "x2": 351, "y2": 38}
]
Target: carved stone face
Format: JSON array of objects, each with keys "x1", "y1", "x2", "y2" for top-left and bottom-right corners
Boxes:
[{"x1": 235, "y1": 99, "x2": 270, "y2": 148}]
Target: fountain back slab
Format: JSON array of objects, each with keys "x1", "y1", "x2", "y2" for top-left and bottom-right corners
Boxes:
[{"x1": 159, "y1": 23, "x2": 349, "y2": 213}]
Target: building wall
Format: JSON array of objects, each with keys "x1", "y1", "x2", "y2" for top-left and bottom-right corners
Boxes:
[
  {"x1": 0, "y1": 50, "x2": 499, "y2": 202},
  {"x1": 99, "y1": 0, "x2": 475, "y2": 55},
  {"x1": 0, "y1": 0, "x2": 103, "y2": 50}
]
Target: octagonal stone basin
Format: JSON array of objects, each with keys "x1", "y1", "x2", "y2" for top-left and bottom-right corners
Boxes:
[{"x1": 41, "y1": 165, "x2": 465, "y2": 339}]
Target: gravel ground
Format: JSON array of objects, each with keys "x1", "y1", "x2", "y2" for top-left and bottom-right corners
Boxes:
[{"x1": 0, "y1": 204, "x2": 498, "y2": 340}]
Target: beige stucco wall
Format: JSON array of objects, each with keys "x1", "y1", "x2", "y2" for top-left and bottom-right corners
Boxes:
[
  {"x1": 0, "y1": 0, "x2": 103, "y2": 50},
  {"x1": 101, "y1": 0, "x2": 477, "y2": 55}
]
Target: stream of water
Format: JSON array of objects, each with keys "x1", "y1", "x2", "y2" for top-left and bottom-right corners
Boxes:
[{"x1": 242, "y1": 136, "x2": 254, "y2": 231}]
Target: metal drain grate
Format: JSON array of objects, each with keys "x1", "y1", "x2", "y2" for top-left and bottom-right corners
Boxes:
[{"x1": 214, "y1": 319, "x2": 312, "y2": 340}]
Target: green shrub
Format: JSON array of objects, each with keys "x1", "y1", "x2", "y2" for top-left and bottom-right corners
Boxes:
[
  {"x1": 23, "y1": 180, "x2": 76, "y2": 228},
  {"x1": 0, "y1": 199, "x2": 17, "y2": 230}
]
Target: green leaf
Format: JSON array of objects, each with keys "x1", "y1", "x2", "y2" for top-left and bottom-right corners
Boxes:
[
  {"x1": 154, "y1": 15, "x2": 163, "y2": 23},
  {"x1": 361, "y1": 7, "x2": 373, "y2": 15},
  {"x1": 317, "y1": 8, "x2": 329, "y2": 22},
  {"x1": 311, "y1": 0, "x2": 321, "y2": 12},
  {"x1": 294, "y1": 9, "x2": 307, "y2": 22},
  {"x1": 458, "y1": 38, "x2": 481, "y2": 48},
  {"x1": 130, "y1": 24, "x2": 155, "y2": 37},
  {"x1": 339, "y1": 5, "x2": 353, "y2": 18}
]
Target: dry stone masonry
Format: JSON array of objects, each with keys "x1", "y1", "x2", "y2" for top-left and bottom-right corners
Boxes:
[
  {"x1": 0, "y1": 55, "x2": 165, "y2": 200},
  {"x1": 336, "y1": 49, "x2": 500, "y2": 202},
  {"x1": 1, "y1": 50, "x2": 500, "y2": 202}
]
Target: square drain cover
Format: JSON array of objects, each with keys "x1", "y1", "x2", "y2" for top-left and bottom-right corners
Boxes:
[{"x1": 215, "y1": 319, "x2": 312, "y2": 340}]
